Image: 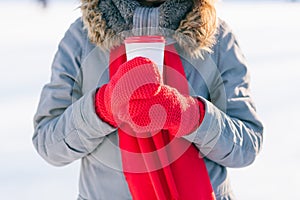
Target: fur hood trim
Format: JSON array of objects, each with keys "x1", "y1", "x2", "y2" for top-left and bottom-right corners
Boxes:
[{"x1": 80, "y1": 0, "x2": 217, "y2": 58}]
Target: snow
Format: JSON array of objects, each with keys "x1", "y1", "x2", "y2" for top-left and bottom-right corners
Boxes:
[{"x1": 0, "y1": 1, "x2": 299, "y2": 199}]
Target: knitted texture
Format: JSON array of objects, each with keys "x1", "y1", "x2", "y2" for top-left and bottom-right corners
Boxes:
[
  {"x1": 127, "y1": 85, "x2": 201, "y2": 136},
  {"x1": 99, "y1": 0, "x2": 192, "y2": 34},
  {"x1": 95, "y1": 85, "x2": 117, "y2": 127},
  {"x1": 95, "y1": 57, "x2": 204, "y2": 137},
  {"x1": 95, "y1": 57, "x2": 161, "y2": 127},
  {"x1": 133, "y1": 6, "x2": 160, "y2": 36}
]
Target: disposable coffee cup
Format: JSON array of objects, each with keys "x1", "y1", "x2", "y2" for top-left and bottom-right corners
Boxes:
[{"x1": 124, "y1": 36, "x2": 165, "y2": 76}]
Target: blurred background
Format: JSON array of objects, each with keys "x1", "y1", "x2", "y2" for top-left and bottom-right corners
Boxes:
[{"x1": 0, "y1": 0, "x2": 299, "y2": 199}]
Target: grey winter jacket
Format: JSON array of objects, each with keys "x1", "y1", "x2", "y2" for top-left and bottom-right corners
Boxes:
[{"x1": 32, "y1": 17, "x2": 264, "y2": 200}]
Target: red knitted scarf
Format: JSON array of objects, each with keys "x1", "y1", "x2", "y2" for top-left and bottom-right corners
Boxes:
[{"x1": 109, "y1": 44, "x2": 215, "y2": 200}]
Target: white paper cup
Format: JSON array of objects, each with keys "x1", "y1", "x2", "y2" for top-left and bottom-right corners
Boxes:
[{"x1": 124, "y1": 36, "x2": 165, "y2": 75}]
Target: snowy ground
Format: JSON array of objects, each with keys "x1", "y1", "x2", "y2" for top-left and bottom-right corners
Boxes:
[{"x1": 0, "y1": 1, "x2": 299, "y2": 199}]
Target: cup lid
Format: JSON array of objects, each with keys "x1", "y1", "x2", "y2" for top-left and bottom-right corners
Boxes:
[{"x1": 124, "y1": 36, "x2": 165, "y2": 44}]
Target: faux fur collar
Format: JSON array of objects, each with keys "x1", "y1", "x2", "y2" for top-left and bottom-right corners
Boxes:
[{"x1": 80, "y1": 0, "x2": 217, "y2": 58}]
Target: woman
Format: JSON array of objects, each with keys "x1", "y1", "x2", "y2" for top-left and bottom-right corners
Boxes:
[{"x1": 32, "y1": 0, "x2": 264, "y2": 199}]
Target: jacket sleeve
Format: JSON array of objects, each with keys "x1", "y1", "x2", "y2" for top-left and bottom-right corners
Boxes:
[
  {"x1": 184, "y1": 19, "x2": 264, "y2": 168},
  {"x1": 32, "y1": 18, "x2": 116, "y2": 166}
]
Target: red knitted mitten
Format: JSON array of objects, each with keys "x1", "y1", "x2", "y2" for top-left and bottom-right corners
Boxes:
[
  {"x1": 94, "y1": 57, "x2": 162, "y2": 127},
  {"x1": 95, "y1": 85, "x2": 117, "y2": 127},
  {"x1": 124, "y1": 85, "x2": 205, "y2": 137}
]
